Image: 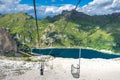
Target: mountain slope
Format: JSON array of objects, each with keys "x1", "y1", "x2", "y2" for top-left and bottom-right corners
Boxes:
[{"x1": 0, "y1": 10, "x2": 120, "y2": 53}]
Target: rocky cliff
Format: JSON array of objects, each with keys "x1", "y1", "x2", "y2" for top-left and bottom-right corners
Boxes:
[{"x1": 0, "y1": 28, "x2": 17, "y2": 56}]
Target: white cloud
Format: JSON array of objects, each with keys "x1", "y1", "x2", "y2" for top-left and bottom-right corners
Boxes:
[
  {"x1": 44, "y1": 4, "x2": 75, "y2": 14},
  {"x1": 0, "y1": 0, "x2": 33, "y2": 14},
  {"x1": 0, "y1": 0, "x2": 120, "y2": 18},
  {"x1": 36, "y1": 4, "x2": 75, "y2": 18},
  {"x1": 79, "y1": 0, "x2": 120, "y2": 15},
  {"x1": 0, "y1": 0, "x2": 74, "y2": 18}
]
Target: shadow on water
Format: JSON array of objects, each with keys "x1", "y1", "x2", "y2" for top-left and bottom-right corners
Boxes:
[{"x1": 32, "y1": 48, "x2": 120, "y2": 59}]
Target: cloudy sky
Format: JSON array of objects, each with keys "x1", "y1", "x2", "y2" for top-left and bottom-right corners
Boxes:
[{"x1": 0, "y1": 0, "x2": 120, "y2": 18}]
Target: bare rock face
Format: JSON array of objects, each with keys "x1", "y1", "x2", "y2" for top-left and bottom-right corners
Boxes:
[{"x1": 0, "y1": 28, "x2": 17, "y2": 56}]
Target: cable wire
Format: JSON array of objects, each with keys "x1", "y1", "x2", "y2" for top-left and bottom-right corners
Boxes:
[
  {"x1": 74, "y1": 0, "x2": 81, "y2": 10},
  {"x1": 33, "y1": 0, "x2": 40, "y2": 48}
]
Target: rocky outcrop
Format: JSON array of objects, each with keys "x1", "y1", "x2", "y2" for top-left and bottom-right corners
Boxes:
[{"x1": 0, "y1": 28, "x2": 17, "y2": 56}]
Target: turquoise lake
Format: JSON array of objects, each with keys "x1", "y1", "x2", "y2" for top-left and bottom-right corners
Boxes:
[{"x1": 32, "y1": 48, "x2": 120, "y2": 59}]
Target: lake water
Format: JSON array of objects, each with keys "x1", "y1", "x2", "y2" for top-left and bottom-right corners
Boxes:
[{"x1": 32, "y1": 48, "x2": 120, "y2": 59}]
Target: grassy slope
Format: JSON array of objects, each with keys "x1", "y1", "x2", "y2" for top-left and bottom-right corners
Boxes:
[{"x1": 0, "y1": 11, "x2": 120, "y2": 53}]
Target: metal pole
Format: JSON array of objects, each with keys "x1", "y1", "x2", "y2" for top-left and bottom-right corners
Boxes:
[{"x1": 79, "y1": 48, "x2": 81, "y2": 78}]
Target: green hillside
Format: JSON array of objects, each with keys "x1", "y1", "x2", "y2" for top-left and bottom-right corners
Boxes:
[{"x1": 0, "y1": 10, "x2": 120, "y2": 53}]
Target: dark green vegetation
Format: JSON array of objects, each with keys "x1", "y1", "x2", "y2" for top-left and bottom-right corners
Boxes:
[{"x1": 0, "y1": 10, "x2": 120, "y2": 53}]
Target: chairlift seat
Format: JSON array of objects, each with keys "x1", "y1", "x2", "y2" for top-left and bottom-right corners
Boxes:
[{"x1": 71, "y1": 64, "x2": 80, "y2": 78}]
